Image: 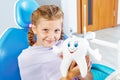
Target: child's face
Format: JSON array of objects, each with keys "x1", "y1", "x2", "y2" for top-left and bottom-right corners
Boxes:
[{"x1": 32, "y1": 18, "x2": 62, "y2": 47}]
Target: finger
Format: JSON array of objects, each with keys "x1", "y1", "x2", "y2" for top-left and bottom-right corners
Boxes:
[
  {"x1": 67, "y1": 66, "x2": 80, "y2": 79},
  {"x1": 60, "y1": 77, "x2": 67, "y2": 80},
  {"x1": 85, "y1": 55, "x2": 90, "y2": 65},
  {"x1": 59, "y1": 52, "x2": 63, "y2": 59},
  {"x1": 85, "y1": 55, "x2": 91, "y2": 72},
  {"x1": 69, "y1": 60, "x2": 77, "y2": 71},
  {"x1": 88, "y1": 62, "x2": 92, "y2": 72},
  {"x1": 72, "y1": 66, "x2": 80, "y2": 75}
]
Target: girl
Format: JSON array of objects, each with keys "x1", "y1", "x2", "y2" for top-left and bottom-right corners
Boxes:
[{"x1": 18, "y1": 5, "x2": 92, "y2": 80}]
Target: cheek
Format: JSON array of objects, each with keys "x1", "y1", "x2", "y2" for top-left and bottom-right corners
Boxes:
[
  {"x1": 56, "y1": 33, "x2": 61, "y2": 39},
  {"x1": 37, "y1": 33, "x2": 46, "y2": 40}
]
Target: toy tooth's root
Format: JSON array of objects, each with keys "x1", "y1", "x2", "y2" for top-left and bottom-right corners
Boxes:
[
  {"x1": 61, "y1": 57, "x2": 72, "y2": 77},
  {"x1": 75, "y1": 57, "x2": 87, "y2": 78},
  {"x1": 60, "y1": 64, "x2": 68, "y2": 77}
]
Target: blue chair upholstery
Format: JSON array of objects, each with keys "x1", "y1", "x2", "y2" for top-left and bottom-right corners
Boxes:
[
  {"x1": 0, "y1": 0, "x2": 39, "y2": 80},
  {"x1": 0, "y1": 0, "x2": 115, "y2": 80},
  {"x1": 91, "y1": 64, "x2": 115, "y2": 80}
]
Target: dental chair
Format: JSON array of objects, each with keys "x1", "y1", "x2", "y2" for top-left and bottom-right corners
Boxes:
[
  {"x1": 0, "y1": 0, "x2": 115, "y2": 80},
  {"x1": 0, "y1": 0, "x2": 39, "y2": 80}
]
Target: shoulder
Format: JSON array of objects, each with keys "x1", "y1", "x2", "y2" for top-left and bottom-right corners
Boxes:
[
  {"x1": 18, "y1": 46, "x2": 38, "y2": 63},
  {"x1": 18, "y1": 46, "x2": 32, "y2": 57},
  {"x1": 18, "y1": 46, "x2": 42, "y2": 68},
  {"x1": 19, "y1": 46, "x2": 43, "y2": 57}
]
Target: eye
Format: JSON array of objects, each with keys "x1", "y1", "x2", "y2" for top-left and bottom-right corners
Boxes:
[
  {"x1": 43, "y1": 29, "x2": 48, "y2": 31},
  {"x1": 68, "y1": 42, "x2": 70, "y2": 47},
  {"x1": 55, "y1": 29, "x2": 60, "y2": 33},
  {"x1": 74, "y1": 41, "x2": 78, "y2": 47},
  {"x1": 42, "y1": 29, "x2": 49, "y2": 33}
]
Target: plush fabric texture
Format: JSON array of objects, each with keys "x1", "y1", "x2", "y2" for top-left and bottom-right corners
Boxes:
[{"x1": 53, "y1": 36, "x2": 102, "y2": 78}]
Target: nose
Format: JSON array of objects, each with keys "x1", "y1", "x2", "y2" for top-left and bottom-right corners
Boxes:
[{"x1": 47, "y1": 31, "x2": 55, "y2": 39}]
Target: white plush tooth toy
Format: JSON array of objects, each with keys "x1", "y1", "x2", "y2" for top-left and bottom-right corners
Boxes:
[{"x1": 53, "y1": 36, "x2": 101, "y2": 78}]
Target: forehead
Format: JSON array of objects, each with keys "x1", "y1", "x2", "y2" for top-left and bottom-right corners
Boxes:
[{"x1": 37, "y1": 18, "x2": 62, "y2": 28}]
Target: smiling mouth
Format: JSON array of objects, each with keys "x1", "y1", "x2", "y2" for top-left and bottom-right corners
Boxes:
[
  {"x1": 46, "y1": 40, "x2": 54, "y2": 44},
  {"x1": 69, "y1": 49, "x2": 77, "y2": 54},
  {"x1": 48, "y1": 41, "x2": 53, "y2": 43},
  {"x1": 70, "y1": 51, "x2": 74, "y2": 54}
]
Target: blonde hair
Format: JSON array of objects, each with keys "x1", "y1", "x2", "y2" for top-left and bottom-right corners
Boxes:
[{"x1": 28, "y1": 5, "x2": 64, "y2": 46}]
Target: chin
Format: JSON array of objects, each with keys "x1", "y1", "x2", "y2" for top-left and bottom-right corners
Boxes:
[
  {"x1": 43, "y1": 41, "x2": 55, "y2": 48},
  {"x1": 44, "y1": 44, "x2": 53, "y2": 48},
  {"x1": 45, "y1": 45, "x2": 53, "y2": 48}
]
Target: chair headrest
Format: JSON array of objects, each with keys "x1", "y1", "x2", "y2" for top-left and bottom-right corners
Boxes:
[{"x1": 15, "y1": 0, "x2": 39, "y2": 29}]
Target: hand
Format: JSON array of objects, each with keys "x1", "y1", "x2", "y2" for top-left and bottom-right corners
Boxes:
[
  {"x1": 59, "y1": 52, "x2": 63, "y2": 59},
  {"x1": 61, "y1": 55, "x2": 92, "y2": 80}
]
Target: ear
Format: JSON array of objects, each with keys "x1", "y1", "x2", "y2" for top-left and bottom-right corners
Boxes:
[{"x1": 31, "y1": 24, "x2": 37, "y2": 34}]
